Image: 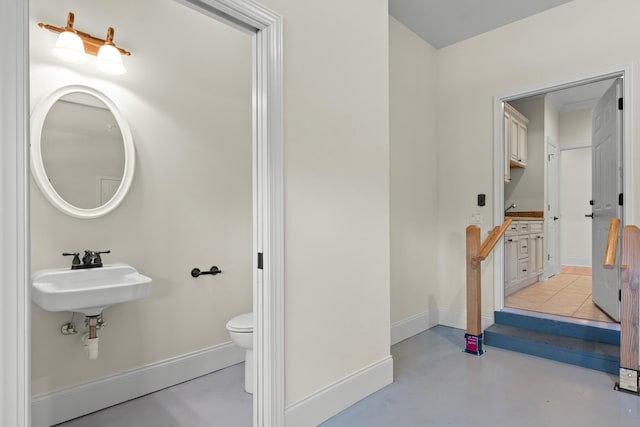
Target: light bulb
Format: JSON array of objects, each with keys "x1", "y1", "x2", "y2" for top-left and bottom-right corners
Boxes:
[
  {"x1": 53, "y1": 31, "x2": 87, "y2": 63},
  {"x1": 96, "y1": 44, "x2": 126, "y2": 75}
]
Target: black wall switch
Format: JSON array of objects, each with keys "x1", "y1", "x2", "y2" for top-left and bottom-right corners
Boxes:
[{"x1": 478, "y1": 194, "x2": 486, "y2": 207}]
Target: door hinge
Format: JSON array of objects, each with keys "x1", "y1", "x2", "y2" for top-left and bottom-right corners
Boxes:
[
  {"x1": 619, "y1": 289, "x2": 622, "y2": 301},
  {"x1": 619, "y1": 193, "x2": 623, "y2": 206},
  {"x1": 257, "y1": 252, "x2": 263, "y2": 270},
  {"x1": 548, "y1": 254, "x2": 551, "y2": 261},
  {"x1": 618, "y1": 97, "x2": 624, "y2": 110}
]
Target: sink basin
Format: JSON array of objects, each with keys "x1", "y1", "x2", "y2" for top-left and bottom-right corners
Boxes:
[{"x1": 32, "y1": 263, "x2": 152, "y2": 316}]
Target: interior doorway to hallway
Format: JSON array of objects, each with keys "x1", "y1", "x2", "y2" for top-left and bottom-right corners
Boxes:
[{"x1": 497, "y1": 70, "x2": 630, "y2": 326}]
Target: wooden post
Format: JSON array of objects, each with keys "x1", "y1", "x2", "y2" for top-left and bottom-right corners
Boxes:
[
  {"x1": 465, "y1": 225, "x2": 483, "y2": 354},
  {"x1": 466, "y1": 226, "x2": 481, "y2": 335},
  {"x1": 464, "y1": 219, "x2": 511, "y2": 356},
  {"x1": 617, "y1": 225, "x2": 640, "y2": 394}
]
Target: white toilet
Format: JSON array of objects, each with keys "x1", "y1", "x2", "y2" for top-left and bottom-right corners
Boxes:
[{"x1": 226, "y1": 312, "x2": 254, "y2": 394}]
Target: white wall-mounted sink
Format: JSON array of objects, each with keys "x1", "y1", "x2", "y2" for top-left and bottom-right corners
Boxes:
[{"x1": 32, "y1": 263, "x2": 152, "y2": 316}]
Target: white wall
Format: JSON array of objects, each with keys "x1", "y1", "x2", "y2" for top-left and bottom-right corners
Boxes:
[
  {"x1": 389, "y1": 17, "x2": 439, "y2": 339},
  {"x1": 560, "y1": 148, "x2": 592, "y2": 266},
  {"x1": 559, "y1": 108, "x2": 593, "y2": 266},
  {"x1": 505, "y1": 97, "x2": 545, "y2": 211},
  {"x1": 259, "y1": 0, "x2": 391, "y2": 405},
  {"x1": 30, "y1": 0, "x2": 253, "y2": 395},
  {"x1": 31, "y1": 0, "x2": 393, "y2": 411},
  {"x1": 559, "y1": 108, "x2": 593, "y2": 147},
  {"x1": 436, "y1": 0, "x2": 640, "y2": 328}
]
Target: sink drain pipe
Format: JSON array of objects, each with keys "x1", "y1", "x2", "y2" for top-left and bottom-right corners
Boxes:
[{"x1": 83, "y1": 315, "x2": 100, "y2": 360}]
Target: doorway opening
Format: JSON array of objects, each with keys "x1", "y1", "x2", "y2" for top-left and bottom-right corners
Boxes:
[
  {"x1": 0, "y1": 1, "x2": 283, "y2": 427},
  {"x1": 494, "y1": 67, "x2": 632, "y2": 330}
]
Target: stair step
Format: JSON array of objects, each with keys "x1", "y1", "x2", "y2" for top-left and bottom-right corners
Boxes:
[
  {"x1": 484, "y1": 323, "x2": 620, "y2": 374},
  {"x1": 494, "y1": 310, "x2": 620, "y2": 345}
]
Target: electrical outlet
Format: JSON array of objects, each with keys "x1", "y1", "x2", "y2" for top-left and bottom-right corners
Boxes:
[
  {"x1": 619, "y1": 368, "x2": 639, "y2": 393},
  {"x1": 470, "y1": 213, "x2": 482, "y2": 224}
]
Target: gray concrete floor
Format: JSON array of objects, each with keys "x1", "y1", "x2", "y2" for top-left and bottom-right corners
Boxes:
[
  {"x1": 55, "y1": 362, "x2": 252, "y2": 427},
  {"x1": 322, "y1": 326, "x2": 640, "y2": 427},
  {"x1": 54, "y1": 326, "x2": 640, "y2": 427}
]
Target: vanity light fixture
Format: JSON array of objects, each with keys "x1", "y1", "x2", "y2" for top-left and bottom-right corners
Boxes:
[{"x1": 38, "y1": 12, "x2": 131, "y2": 75}]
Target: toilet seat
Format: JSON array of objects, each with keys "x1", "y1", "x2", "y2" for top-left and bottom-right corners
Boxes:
[{"x1": 226, "y1": 312, "x2": 253, "y2": 333}]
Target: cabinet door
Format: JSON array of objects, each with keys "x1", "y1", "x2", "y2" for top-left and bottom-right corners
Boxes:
[
  {"x1": 517, "y1": 122, "x2": 527, "y2": 166},
  {"x1": 504, "y1": 112, "x2": 510, "y2": 182},
  {"x1": 505, "y1": 237, "x2": 519, "y2": 288},
  {"x1": 529, "y1": 235, "x2": 538, "y2": 279},
  {"x1": 509, "y1": 117, "x2": 519, "y2": 163},
  {"x1": 535, "y1": 234, "x2": 544, "y2": 274}
]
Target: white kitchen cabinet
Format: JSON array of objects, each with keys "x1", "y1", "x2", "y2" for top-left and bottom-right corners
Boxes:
[
  {"x1": 504, "y1": 235, "x2": 519, "y2": 289},
  {"x1": 504, "y1": 113, "x2": 511, "y2": 182},
  {"x1": 504, "y1": 219, "x2": 544, "y2": 296},
  {"x1": 504, "y1": 103, "x2": 529, "y2": 172},
  {"x1": 534, "y1": 234, "x2": 544, "y2": 275}
]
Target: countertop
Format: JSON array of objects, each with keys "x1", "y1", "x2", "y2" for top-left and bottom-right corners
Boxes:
[{"x1": 505, "y1": 211, "x2": 544, "y2": 221}]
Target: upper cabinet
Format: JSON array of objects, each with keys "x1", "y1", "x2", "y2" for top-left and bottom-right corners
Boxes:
[{"x1": 504, "y1": 103, "x2": 529, "y2": 182}]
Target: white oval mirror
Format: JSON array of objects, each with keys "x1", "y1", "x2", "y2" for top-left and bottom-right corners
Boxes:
[{"x1": 31, "y1": 85, "x2": 135, "y2": 219}]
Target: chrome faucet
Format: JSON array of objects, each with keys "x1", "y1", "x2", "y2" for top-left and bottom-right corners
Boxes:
[{"x1": 505, "y1": 203, "x2": 517, "y2": 213}]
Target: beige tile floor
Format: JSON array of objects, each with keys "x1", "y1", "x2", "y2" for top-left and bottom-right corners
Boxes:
[{"x1": 505, "y1": 266, "x2": 615, "y2": 323}]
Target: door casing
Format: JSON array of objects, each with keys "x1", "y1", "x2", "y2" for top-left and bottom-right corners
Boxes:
[
  {"x1": 543, "y1": 138, "x2": 561, "y2": 280},
  {"x1": 0, "y1": 0, "x2": 284, "y2": 426},
  {"x1": 493, "y1": 65, "x2": 633, "y2": 314}
]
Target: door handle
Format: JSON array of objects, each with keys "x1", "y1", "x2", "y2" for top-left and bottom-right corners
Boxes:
[
  {"x1": 553, "y1": 216, "x2": 559, "y2": 221},
  {"x1": 585, "y1": 213, "x2": 594, "y2": 218}
]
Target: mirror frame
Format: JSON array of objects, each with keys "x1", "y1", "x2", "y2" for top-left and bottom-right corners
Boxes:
[{"x1": 31, "y1": 85, "x2": 135, "y2": 219}]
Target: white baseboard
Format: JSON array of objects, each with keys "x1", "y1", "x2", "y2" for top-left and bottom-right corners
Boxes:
[
  {"x1": 284, "y1": 355, "x2": 393, "y2": 427},
  {"x1": 438, "y1": 308, "x2": 494, "y2": 331},
  {"x1": 390, "y1": 310, "x2": 438, "y2": 345},
  {"x1": 561, "y1": 257, "x2": 592, "y2": 267},
  {"x1": 32, "y1": 341, "x2": 244, "y2": 427}
]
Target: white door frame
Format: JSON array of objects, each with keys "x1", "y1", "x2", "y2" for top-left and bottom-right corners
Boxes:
[
  {"x1": 0, "y1": 0, "x2": 284, "y2": 426},
  {"x1": 493, "y1": 65, "x2": 633, "y2": 311},
  {"x1": 543, "y1": 138, "x2": 561, "y2": 280}
]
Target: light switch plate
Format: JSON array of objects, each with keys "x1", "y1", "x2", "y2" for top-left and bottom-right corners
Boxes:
[{"x1": 470, "y1": 213, "x2": 482, "y2": 224}]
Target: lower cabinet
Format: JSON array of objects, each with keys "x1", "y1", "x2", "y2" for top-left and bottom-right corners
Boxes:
[
  {"x1": 504, "y1": 220, "x2": 544, "y2": 296},
  {"x1": 504, "y1": 236, "x2": 519, "y2": 289}
]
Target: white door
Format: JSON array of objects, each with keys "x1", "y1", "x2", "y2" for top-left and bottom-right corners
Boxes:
[
  {"x1": 591, "y1": 79, "x2": 622, "y2": 321},
  {"x1": 545, "y1": 139, "x2": 561, "y2": 278}
]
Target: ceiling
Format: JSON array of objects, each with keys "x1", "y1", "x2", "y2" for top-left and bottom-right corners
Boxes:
[
  {"x1": 546, "y1": 79, "x2": 617, "y2": 112},
  {"x1": 389, "y1": 0, "x2": 575, "y2": 49}
]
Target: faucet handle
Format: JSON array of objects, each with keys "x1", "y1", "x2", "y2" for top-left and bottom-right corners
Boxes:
[
  {"x1": 62, "y1": 252, "x2": 81, "y2": 267},
  {"x1": 94, "y1": 250, "x2": 110, "y2": 265}
]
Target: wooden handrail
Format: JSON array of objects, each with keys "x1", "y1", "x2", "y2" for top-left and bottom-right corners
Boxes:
[
  {"x1": 604, "y1": 218, "x2": 620, "y2": 269},
  {"x1": 479, "y1": 218, "x2": 513, "y2": 261}
]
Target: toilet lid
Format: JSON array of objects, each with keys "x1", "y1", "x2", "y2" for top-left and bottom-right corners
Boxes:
[{"x1": 226, "y1": 312, "x2": 253, "y2": 332}]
